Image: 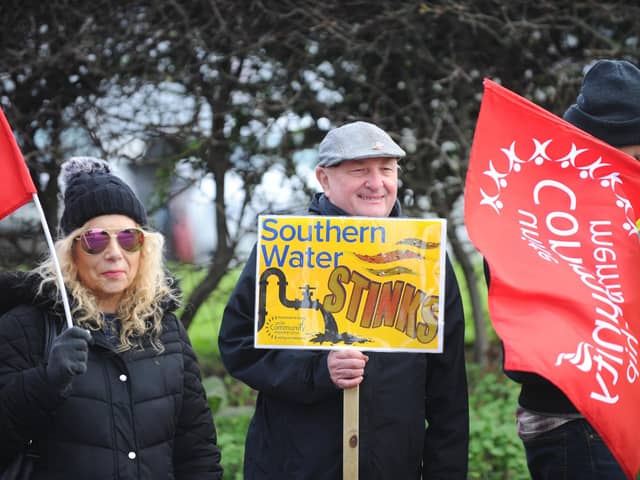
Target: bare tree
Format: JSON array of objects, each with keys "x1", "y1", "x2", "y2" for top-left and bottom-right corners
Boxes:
[{"x1": 2, "y1": 0, "x2": 639, "y2": 363}]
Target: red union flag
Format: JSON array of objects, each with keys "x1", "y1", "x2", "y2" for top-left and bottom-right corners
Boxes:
[
  {"x1": 465, "y1": 79, "x2": 640, "y2": 479},
  {"x1": 0, "y1": 106, "x2": 36, "y2": 219}
]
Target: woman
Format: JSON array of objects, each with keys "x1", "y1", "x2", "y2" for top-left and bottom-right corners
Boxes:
[{"x1": 0, "y1": 157, "x2": 223, "y2": 479}]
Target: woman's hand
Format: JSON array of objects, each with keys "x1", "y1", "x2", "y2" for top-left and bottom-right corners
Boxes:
[{"x1": 46, "y1": 326, "x2": 93, "y2": 391}]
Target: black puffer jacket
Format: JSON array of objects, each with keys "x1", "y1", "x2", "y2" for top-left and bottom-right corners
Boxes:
[
  {"x1": 219, "y1": 194, "x2": 469, "y2": 479},
  {"x1": 0, "y1": 273, "x2": 223, "y2": 480}
]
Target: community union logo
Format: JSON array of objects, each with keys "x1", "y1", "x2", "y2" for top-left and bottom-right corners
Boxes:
[{"x1": 479, "y1": 139, "x2": 638, "y2": 237}]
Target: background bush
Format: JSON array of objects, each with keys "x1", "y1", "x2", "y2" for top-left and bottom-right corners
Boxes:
[{"x1": 467, "y1": 364, "x2": 528, "y2": 479}]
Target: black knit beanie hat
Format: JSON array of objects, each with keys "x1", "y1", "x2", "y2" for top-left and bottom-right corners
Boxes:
[
  {"x1": 562, "y1": 59, "x2": 640, "y2": 147},
  {"x1": 59, "y1": 156, "x2": 147, "y2": 236}
]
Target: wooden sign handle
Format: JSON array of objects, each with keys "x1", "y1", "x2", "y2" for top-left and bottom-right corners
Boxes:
[{"x1": 343, "y1": 385, "x2": 359, "y2": 479}]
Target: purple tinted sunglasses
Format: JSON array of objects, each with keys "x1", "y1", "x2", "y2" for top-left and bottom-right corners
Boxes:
[{"x1": 75, "y1": 228, "x2": 145, "y2": 254}]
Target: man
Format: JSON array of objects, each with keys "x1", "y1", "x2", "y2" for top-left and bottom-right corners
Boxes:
[
  {"x1": 501, "y1": 59, "x2": 640, "y2": 479},
  {"x1": 219, "y1": 121, "x2": 469, "y2": 479}
]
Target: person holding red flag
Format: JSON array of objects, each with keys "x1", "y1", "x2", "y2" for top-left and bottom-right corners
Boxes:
[
  {"x1": 497, "y1": 59, "x2": 640, "y2": 479},
  {"x1": 0, "y1": 157, "x2": 223, "y2": 479}
]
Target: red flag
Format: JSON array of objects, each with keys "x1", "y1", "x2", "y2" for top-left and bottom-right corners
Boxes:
[
  {"x1": 0, "y1": 107, "x2": 36, "y2": 219},
  {"x1": 464, "y1": 79, "x2": 640, "y2": 479}
]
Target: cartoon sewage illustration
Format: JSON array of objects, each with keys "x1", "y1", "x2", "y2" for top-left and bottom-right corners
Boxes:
[{"x1": 258, "y1": 267, "x2": 370, "y2": 345}]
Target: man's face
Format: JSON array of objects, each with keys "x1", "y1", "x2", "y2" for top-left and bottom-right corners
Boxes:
[
  {"x1": 619, "y1": 144, "x2": 640, "y2": 161},
  {"x1": 315, "y1": 157, "x2": 399, "y2": 217}
]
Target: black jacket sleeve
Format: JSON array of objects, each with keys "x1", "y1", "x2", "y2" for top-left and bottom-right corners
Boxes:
[
  {"x1": 422, "y1": 255, "x2": 469, "y2": 479},
  {"x1": 218, "y1": 246, "x2": 338, "y2": 405},
  {"x1": 0, "y1": 305, "x2": 68, "y2": 466},
  {"x1": 173, "y1": 316, "x2": 223, "y2": 480}
]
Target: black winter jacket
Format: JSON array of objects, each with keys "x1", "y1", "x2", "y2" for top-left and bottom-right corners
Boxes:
[
  {"x1": 219, "y1": 193, "x2": 469, "y2": 479},
  {"x1": 0, "y1": 273, "x2": 223, "y2": 479}
]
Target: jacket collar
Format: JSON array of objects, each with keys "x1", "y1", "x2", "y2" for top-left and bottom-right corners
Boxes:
[{"x1": 308, "y1": 192, "x2": 402, "y2": 218}]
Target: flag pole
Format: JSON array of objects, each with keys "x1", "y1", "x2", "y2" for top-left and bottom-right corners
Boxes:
[{"x1": 32, "y1": 193, "x2": 73, "y2": 329}]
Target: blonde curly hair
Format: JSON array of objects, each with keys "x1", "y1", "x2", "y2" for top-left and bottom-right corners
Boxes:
[{"x1": 35, "y1": 226, "x2": 179, "y2": 352}]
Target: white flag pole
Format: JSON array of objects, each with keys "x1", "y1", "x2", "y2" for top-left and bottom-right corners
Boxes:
[{"x1": 31, "y1": 193, "x2": 73, "y2": 329}]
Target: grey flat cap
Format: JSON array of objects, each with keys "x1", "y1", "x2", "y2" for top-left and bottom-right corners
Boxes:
[{"x1": 317, "y1": 121, "x2": 406, "y2": 167}]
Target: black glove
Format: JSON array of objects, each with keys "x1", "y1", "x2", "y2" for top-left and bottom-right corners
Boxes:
[{"x1": 46, "y1": 326, "x2": 93, "y2": 391}]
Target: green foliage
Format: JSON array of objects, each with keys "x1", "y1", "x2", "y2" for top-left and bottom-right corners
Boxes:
[
  {"x1": 467, "y1": 364, "x2": 528, "y2": 479},
  {"x1": 214, "y1": 378, "x2": 257, "y2": 479},
  {"x1": 216, "y1": 411, "x2": 252, "y2": 480},
  {"x1": 224, "y1": 375, "x2": 258, "y2": 407},
  {"x1": 202, "y1": 375, "x2": 227, "y2": 414},
  {"x1": 453, "y1": 258, "x2": 493, "y2": 346},
  {"x1": 176, "y1": 266, "x2": 255, "y2": 478},
  {"x1": 172, "y1": 263, "x2": 240, "y2": 373}
]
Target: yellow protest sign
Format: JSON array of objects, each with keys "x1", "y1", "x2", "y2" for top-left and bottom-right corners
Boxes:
[{"x1": 255, "y1": 215, "x2": 446, "y2": 352}]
